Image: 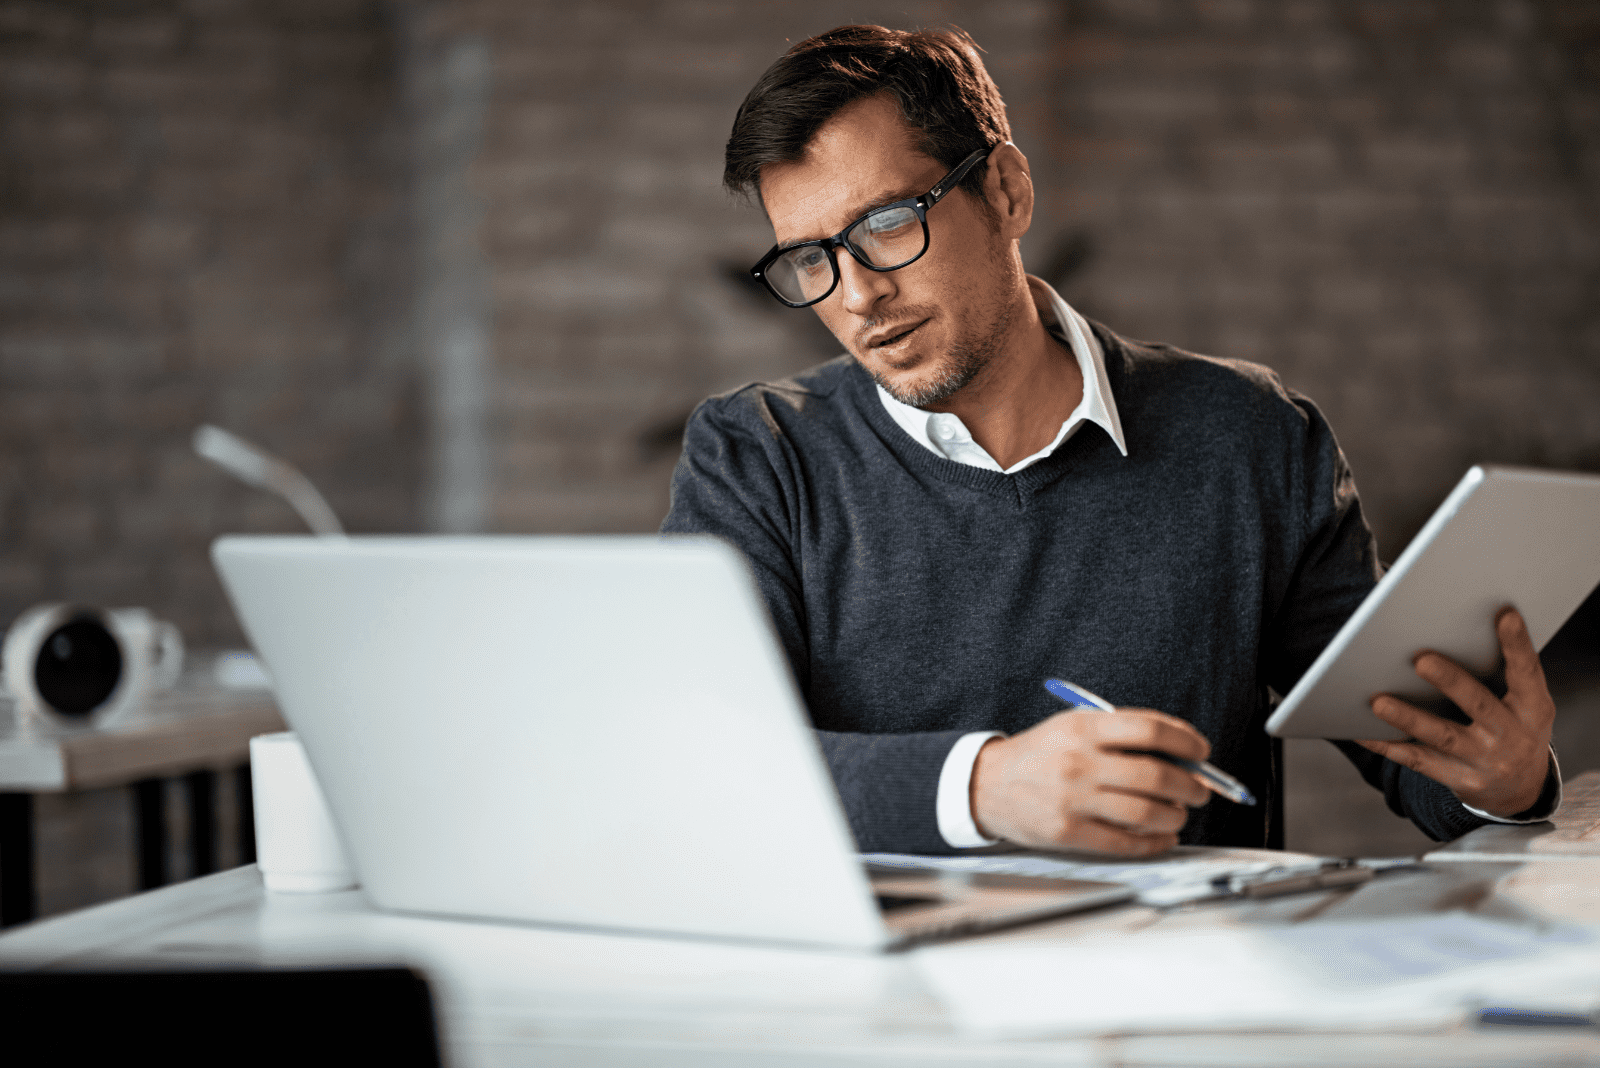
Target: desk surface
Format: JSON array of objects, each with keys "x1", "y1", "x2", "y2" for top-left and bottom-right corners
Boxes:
[
  {"x1": 4, "y1": 851, "x2": 1600, "y2": 1066},
  {"x1": 0, "y1": 681, "x2": 283, "y2": 791}
]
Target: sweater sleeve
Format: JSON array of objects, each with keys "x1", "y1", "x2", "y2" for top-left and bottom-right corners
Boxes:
[
  {"x1": 1261, "y1": 392, "x2": 1498, "y2": 842},
  {"x1": 661, "y1": 393, "x2": 966, "y2": 854}
]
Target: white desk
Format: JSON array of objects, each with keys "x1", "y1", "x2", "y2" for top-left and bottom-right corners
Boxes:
[{"x1": 3, "y1": 847, "x2": 1600, "y2": 1065}]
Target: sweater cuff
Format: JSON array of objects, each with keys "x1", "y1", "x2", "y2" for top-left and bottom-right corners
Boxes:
[{"x1": 936, "y1": 731, "x2": 1006, "y2": 848}]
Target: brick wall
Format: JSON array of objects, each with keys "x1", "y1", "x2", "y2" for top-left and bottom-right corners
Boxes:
[{"x1": 0, "y1": 0, "x2": 421, "y2": 647}]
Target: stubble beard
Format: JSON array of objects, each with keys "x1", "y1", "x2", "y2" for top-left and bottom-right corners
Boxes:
[{"x1": 867, "y1": 298, "x2": 1016, "y2": 409}]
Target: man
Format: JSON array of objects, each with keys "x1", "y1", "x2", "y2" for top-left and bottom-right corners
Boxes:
[{"x1": 663, "y1": 25, "x2": 1559, "y2": 856}]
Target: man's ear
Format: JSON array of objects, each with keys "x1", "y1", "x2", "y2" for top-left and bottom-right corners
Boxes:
[{"x1": 982, "y1": 142, "x2": 1033, "y2": 240}]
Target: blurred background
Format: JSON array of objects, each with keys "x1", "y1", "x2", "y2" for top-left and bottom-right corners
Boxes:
[{"x1": 2, "y1": 0, "x2": 1598, "y2": 913}]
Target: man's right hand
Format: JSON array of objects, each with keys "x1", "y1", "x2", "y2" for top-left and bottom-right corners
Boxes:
[{"x1": 969, "y1": 709, "x2": 1213, "y2": 855}]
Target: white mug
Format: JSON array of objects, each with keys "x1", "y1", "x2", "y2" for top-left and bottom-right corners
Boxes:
[
  {"x1": 2, "y1": 603, "x2": 185, "y2": 728},
  {"x1": 250, "y1": 731, "x2": 359, "y2": 893},
  {"x1": 108, "y1": 607, "x2": 185, "y2": 692}
]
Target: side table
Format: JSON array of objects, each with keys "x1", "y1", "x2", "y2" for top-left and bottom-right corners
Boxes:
[{"x1": 0, "y1": 680, "x2": 285, "y2": 927}]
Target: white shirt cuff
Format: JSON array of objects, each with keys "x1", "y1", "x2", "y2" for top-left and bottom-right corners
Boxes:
[
  {"x1": 1462, "y1": 747, "x2": 1563, "y2": 824},
  {"x1": 937, "y1": 731, "x2": 1006, "y2": 848}
]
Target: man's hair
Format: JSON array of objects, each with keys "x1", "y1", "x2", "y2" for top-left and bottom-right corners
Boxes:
[{"x1": 723, "y1": 25, "x2": 1012, "y2": 203}]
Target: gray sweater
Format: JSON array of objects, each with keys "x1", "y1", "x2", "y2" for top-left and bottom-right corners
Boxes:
[{"x1": 662, "y1": 324, "x2": 1506, "y2": 852}]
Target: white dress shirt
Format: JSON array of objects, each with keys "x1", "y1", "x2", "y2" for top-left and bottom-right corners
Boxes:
[{"x1": 878, "y1": 277, "x2": 1559, "y2": 847}]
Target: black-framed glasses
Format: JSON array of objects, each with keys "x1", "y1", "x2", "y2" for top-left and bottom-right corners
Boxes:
[{"x1": 749, "y1": 146, "x2": 992, "y2": 308}]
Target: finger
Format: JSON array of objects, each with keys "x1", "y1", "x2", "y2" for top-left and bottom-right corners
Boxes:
[
  {"x1": 1369, "y1": 694, "x2": 1470, "y2": 757},
  {"x1": 1088, "y1": 710, "x2": 1212, "y2": 762},
  {"x1": 1100, "y1": 752, "x2": 1212, "y2": 808},
  {"x1": 1353, "y1": 737, "x2": 1464, "y2": 783},
  {"x1": 1497, "y1": 607, "x2": 1552, "y2": 713},
  {"x1": 1090, "y1": 789, "x2": 1190, "y2": 835},
  {"x1": 1411, "y1": 652, "x2": 1506, "y2": 729}
]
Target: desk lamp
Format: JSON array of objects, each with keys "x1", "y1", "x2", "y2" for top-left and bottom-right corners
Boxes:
[{"x1": 193, "y1": 424, "x2": 345, "y2": 538}]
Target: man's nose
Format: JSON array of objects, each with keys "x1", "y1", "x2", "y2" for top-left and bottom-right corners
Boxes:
[{"x1": 835, "y1": 251, "x2": 896, "y2": 318}]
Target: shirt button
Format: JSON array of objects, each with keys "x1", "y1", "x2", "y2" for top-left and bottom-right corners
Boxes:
[{"x1": 935, "y1": 423, "x2": 956, "y2": 440}]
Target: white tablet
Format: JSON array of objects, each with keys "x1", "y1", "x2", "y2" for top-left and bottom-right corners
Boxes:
[{"x1": 1265, "y1": 465, "x2": 1600, "y2": 740}]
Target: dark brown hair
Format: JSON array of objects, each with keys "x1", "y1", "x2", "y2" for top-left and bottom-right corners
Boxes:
[{"x1": 724, "y1": 25, "x2": 1012, "y2": 202}]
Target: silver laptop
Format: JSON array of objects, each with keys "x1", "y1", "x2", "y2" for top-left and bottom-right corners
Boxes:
[{"x1": 212, "y1": 535, "x2": 1131, "y2": 950}]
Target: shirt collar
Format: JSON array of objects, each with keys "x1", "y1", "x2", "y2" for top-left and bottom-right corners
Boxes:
[{"x1": 874, "y1": 276, "x2": 1128, "y2": 472}]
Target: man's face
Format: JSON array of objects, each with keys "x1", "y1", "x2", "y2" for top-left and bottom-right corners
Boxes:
[{"x1": 759, "y1": 93, "x2": 1019, "y2": 407}]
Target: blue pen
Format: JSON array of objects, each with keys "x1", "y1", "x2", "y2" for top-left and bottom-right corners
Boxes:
[{"x1": 1043, "y1": 678, "x2": 1257, "y2": 806}]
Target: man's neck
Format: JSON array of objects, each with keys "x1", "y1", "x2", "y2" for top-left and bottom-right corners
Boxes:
[{"x1": 921, "y1": 286, "x2": 1085, "y2": 470}]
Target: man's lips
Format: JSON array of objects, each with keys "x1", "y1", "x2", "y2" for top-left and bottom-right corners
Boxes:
[{"x1": 861, "y1": 319, "x2": 928, "y2": 350}]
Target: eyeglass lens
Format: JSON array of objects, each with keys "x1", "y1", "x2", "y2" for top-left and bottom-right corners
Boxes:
[{"x1": 766, "y1": 205, "x2": 926, "y2": 305}]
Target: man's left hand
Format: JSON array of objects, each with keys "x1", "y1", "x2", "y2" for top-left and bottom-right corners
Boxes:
[{"x1": 1355, "y1": 607, "x2": 1554, "y2": 818}]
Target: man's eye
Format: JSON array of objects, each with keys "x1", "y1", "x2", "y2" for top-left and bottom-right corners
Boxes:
[{"x1": 791, "y1": 248, "x2": 828, "y2": 272}]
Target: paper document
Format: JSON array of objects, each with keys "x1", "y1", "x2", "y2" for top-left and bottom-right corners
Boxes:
[
  {"x1": 863, "y1": 846, "x2": 1338, "y2": 906},
  {"x1": 917, "y1": 912, "x2": 1600, "y2": 1038}
]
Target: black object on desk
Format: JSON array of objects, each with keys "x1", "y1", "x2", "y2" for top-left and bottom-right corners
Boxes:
[
  {"x1": 0, "y1": 792, "x2": 32, "y2": 924},
  {"x1": 0, "y1": 966, "x2": 442, "y2": 1066}
]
